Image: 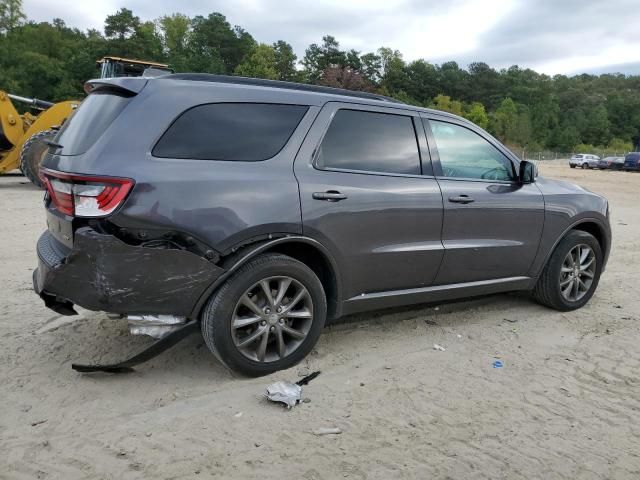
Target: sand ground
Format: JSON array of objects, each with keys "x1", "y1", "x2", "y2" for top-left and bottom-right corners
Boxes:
[{"x1": 1, "y1": 162, "x2": 639, "y2": 479}]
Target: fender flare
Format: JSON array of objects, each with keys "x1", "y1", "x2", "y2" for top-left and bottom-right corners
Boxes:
[
  {"x1": 533, "y1": 217, "x2": 610, "y2": 279},
  {"x1": 189, "y1": 235, "x2": 342, "y2": 319}
]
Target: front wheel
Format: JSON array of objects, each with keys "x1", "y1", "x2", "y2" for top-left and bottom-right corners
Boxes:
[
  {"x1": 201, "y1": 253, "x2": 326, "y2": 376},
  {"x1": 581, "y1": 163, "x2": 588, "y2": 169},
  {"x1": 533, "y1": 230, "x2": 602, "y2": 311}
]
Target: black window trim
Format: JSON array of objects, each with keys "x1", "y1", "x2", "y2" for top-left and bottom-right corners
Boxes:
[
  {"x1": 151, "y1": 101, "x2": 311, "y2": 162},
  {"x1": 311, "y1": 103, "x2": 434, "y2": 179},
  {"x1": 422, "y1": 114, "x2": 520, "y2": 184}
]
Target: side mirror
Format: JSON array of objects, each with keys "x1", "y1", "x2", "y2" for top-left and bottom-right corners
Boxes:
[{"x1": 519, "y1": 160, "x2": 537, "y2": 184}]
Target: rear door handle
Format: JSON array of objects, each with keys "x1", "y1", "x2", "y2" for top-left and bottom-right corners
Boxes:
[
  {"x1": 448, "y1": 195, "x2": 474, "y2": 204},
  {"x1": 312, "y1": 191, "x2": 347, "y2": 202}
]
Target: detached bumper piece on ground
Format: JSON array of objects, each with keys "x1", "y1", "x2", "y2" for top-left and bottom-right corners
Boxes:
[{"x1": 71, "y1": 320, "x2": 200, "y2": 374}]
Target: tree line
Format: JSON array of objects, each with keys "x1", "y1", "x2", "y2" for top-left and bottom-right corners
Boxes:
[{"x1": 1, "y1": 1, "x2": 639, "y2": 153}]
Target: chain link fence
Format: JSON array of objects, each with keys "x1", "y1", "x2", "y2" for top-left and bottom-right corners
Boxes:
[{"x1": 516, "y1": 150, "x2": 629, "y2": 161}]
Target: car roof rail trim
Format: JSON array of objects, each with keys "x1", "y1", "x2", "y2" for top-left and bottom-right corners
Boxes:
[{"x1": 161, "y1": 73, "x2": 403, "y2": 104}]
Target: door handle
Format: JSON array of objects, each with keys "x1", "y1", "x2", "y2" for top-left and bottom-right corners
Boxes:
[
  {"x1": 312, "y1": 191, "x2": 347, "y2": 202},
  {"x1": 448, "y1": 195, "x2": 475, "y2": 204}
]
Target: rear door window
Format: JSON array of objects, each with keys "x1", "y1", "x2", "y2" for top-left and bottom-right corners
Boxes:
[
  {"x1": 153, "y1": 103, "x2": 308, "y2": 161},
  {"x1": 315, "y1": 109, "x2": 421, "y2": 175}
]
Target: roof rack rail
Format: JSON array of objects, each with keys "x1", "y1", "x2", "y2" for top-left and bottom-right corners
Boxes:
[{"x1": 164, "y1": 73, "x2": 403, "y2": 104}]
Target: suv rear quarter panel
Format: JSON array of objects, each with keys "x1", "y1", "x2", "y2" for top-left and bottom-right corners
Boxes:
[{"x1": 45, "y1": 81, "x2": 322, "y2": 253}]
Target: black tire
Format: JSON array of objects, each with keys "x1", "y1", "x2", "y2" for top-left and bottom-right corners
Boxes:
[
  {"x1": 533, "y1": 230, "x2": 603, "y2": 311},
  {"x1": 570, "y1": 165, "x2": 576, "y2": 168},
  {"x1": 581, "y1": 163, "x2": 588, "y2": 169},
  {"x1": 201, "y1": 253, "x2": 326, "y2": 376},
  {"x1": 20, "y1": 129, "x2": 55, "y2": 188}
]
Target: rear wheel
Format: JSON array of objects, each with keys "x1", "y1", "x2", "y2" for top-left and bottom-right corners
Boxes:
[
  {"x1": 533, "y1": 230, "x2": 602, "y2": 311},
  {"x1": 20, "y1": 129, "x2": 55, "y2": 188},
  {"x1": 581, "y1": 163, "x2": 588, "y2": 169},
  {"x1": 201, "y1": 253, "x2": 326, "y2": 376}
]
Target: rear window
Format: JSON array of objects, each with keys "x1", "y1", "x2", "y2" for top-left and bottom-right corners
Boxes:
[
  {"x1": 55, "y1": 92, "x2": 130, "y2": 156},
  {"x1": 153, "y1": 103, "x2": 308, "y2": 161}
]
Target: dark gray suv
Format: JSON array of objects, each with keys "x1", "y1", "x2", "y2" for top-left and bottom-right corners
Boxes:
[{"x1": 34, "y1": 74, "x2": 611, "y2": 375}]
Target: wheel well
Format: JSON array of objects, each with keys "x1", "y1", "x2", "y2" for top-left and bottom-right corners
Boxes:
[
  {"x1": 572, "y1": 222, "x2": 606, "y2": 253},
  {"x1": 264, "y1": 242, "x2": 340, "y2": 320}
]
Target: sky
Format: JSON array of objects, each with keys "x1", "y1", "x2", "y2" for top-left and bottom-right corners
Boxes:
[{"x1": 22, "y1": 0, "x2": 640, "y2": 75}]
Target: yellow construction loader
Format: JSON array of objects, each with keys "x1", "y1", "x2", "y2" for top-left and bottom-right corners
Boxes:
[
  {"x1": 0, "y1": 57, "x2": 171, "y2": 187},
  {"x1": 0, "y1": 93, "x2": 78, "y2": 187}
]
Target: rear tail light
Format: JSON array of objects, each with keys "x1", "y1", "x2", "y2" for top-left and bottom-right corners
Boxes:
[{"x1": 40, "y1": 168, "x2": 134, "y2": 217}]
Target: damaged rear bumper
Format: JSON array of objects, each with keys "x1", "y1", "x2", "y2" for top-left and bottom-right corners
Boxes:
[{"x1": 33, "y1": 227, "x2": 224, "y2": 317}]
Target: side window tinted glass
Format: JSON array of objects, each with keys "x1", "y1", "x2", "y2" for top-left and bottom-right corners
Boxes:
[
  {"x1": 428, "y1": 120, "x2": 515, "y2": 181},
  {"x1": 153, "y1": 103, "x2": 308, "y2": 161},
  {"x1": 316, "y1": 109, "x2": 420, "y2": 175}
]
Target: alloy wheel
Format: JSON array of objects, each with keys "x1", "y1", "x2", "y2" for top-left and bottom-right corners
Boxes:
[
  {"x1": 559, "y1": 244, "x2": 596, "y2": 302},
  {"x1": 231, "y1": 276, "x2": 314, "y2": 362}
]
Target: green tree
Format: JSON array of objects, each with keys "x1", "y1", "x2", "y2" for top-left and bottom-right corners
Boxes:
[
  {"x1": 436, "y1": 61, "x2": 469, "y2": 100},
  {"x1": 1, "y1": 10, "x2": 640, "y2": 152},
  {"x1": 159, "y1": 13, "x2": 190, "y2": 70},
  {"x1": 104, "y1": 8, "x2": 139, "y2": 40},
  {"x1": 378, "y1": 47, "x2": 408, "y2": 95},
  {"x1": 188, "y1": 13, "x2": 255, "y2": 74},
  {"x1": 490, "y1": 97, "x2": 518, "y2": 143},
  {"x1": 272, "y1": 40, "x2": 297, "y2": 81},
  {"x1": 0, "y1": 0, "x2": 25, "y2": 33},
  {"x1": 581, "y1": 104, "x2": 611, "y2": 146},
  {"x1": 467, "y1": 62, "x2": 501, "y2": 106},
  {"x1": 548, "y1": 122, "x2": 581, "y2": 151},
  {"x1": 433, "y1": 94, "x2": 463, "y2": 116},
  {"x1": 464, "y1": 102, "x2": 489, "y2": 129},
  {"x1": 607, "y1": 137, "x2": 632, "y2": 153},
  {"x1": 360, "y1": 52, "x2": 381, "y2": 84},
  {"x1": 234, "y1": 43, "x2": 278, "y2": 79},
  {"x1": 302, "y1": 35, "x2": 346, "y2": 83},
  {"x1": 405, "y1": 59, "x2": 439, "y2": 104}
]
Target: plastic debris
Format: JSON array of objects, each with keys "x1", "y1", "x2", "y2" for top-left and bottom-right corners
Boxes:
[
  {"x1": 433, "y1": 344, "x2": 446, "y2": 351},
  {"x1": 313, "y1": 427, "x2": 342, "y2": 436},
  {"x1": 265, "y1": 381, "x2": 302, "y2": 408},
  {"x1": 265, "y1": 371, "x2": 320, "y2": 408},
  {"x1": 492, "y1": 360, "x2": 503, "y2": 368}
]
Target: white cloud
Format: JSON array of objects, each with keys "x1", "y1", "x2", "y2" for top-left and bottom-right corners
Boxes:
[{"x1": 22, "y1": 0, "x2": 640, "y2": 74}]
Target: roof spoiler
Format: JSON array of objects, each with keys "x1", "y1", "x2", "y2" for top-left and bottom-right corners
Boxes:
[{"x1": 84, "y1": 77, "x2": 148, "y2": 96}]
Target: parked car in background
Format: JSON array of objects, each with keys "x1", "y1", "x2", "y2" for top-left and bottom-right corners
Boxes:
[
  {"x1": 33, "y1": 74, "x2": 612, "y2": 376},
  {"x1": 622, "y1": 153, "x2": 640, "y2": 171},
  {"x1": 569, "y1": 154, "x2": 600, "y2": 169},
  {"x1": 597, "y1": 156, "x2": 625, "y2": 170}
]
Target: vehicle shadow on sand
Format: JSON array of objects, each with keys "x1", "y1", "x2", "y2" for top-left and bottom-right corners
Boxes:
[{"x1": 38, "y1": 292, "x2": 542, "y2": 381}]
